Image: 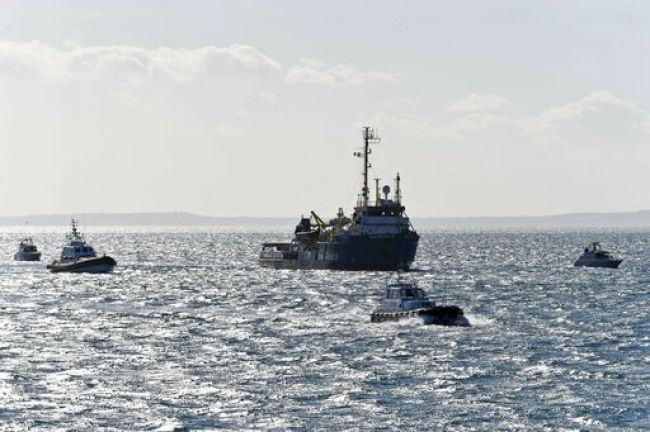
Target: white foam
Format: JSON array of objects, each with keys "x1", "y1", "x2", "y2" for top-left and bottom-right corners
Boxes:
[
  {"x1": 464, "y1": 314, "x2": 495, "y2": 327},
  {"x1": 155, "y1": 419, "x2": 185, "y2": 432}
]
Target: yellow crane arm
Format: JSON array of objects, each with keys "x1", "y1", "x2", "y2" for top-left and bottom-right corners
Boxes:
[{"x1": 310, "y1": 211, "x2": 327, "y2": 229}]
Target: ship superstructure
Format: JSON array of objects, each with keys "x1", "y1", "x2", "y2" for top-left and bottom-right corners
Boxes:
[{"x1": 260, "y1": 127, "x2": 419, "y2": 270}]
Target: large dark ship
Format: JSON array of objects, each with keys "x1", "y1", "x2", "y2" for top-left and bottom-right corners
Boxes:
[{"x1": 260, "y1": 127, "x2": 419, "y2": 270}]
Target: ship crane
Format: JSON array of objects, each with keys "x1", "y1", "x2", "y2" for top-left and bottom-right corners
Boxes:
[{"x1": 310, "y1": 211, "x2": 328, "y2": 229}]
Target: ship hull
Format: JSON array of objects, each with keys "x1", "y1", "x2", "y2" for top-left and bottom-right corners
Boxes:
[
  {"x1": 260, "y1": 234, "x2": 419, "y2": 271},
  {"x1": 258, "y1": 257, "x2": 298, "y2": 270},
  {"x1": 574, "y1": 258, "x2": 622, "y2": 268},
  {"x1": 47, "y1": 256, "x2": 117, "y2": 273}
]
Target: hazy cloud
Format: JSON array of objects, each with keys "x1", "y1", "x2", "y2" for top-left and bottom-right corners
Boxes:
[
  {"x1": 285, "y1": 58, "x2": 394, "y2": 86},
  {"x1": 447, "y1": 93, "x2": 511, "y2": 113},
  {"x1": 376, "y1": 90, "x2": 650, "y2": 147},
  {"x1": 0, "y1": 40, "x2": 283, "y2": 82},
  {"x1": 0, "y1": 40, "x2": 396, "y2": 89},
  {"x1": 523, "y1": 90, "x2": 645, "y2": 137},
  {"x1": 259, "y1": 91, "x2": 280, "y2": 104}
]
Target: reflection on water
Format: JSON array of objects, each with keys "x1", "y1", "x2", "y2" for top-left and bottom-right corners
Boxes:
[{"x1": 0, "y1": 228, "x2": 649, "y2": 430}]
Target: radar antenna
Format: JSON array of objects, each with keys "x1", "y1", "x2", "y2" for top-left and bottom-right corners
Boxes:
[{"x1": 69, "y1": 218, "x2": 81, "y2": 240}]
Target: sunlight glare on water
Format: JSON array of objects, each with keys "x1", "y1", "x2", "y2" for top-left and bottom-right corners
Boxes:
[{"x1": 0, "y1": 226, "x2": 649, "y2": 430}]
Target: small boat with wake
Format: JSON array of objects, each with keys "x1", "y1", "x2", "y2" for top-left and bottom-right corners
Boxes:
[
  {"x1": 370, "y1": 280, "x2": 469, "y2": 326},
  {"x1": 14, "y1": 237, "x2": 42, "y2": 261},
  {"x1": 574, "y1": 242, "x2": 622, "y2": 268},
  {"x1": 47, "y1": 219, "x2": 117, "y2": 273}
]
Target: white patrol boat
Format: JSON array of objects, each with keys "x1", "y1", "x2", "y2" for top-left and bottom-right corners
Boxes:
[
  {"x1": 47, "y1": 219, "x2": 117, "y2": 273},
  {"x1": 14, "y1": 237, "x2": 42, "y2": 261},
  {"x1": 371, "y1": 280, "x2": 469, "y2": 326}
]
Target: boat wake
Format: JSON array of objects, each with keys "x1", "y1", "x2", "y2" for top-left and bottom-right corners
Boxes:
[{"x1": 464, "y1": 314, "x2": 494, "y2": 327}]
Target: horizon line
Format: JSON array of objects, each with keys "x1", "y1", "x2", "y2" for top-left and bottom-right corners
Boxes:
[{"x1": 0, "y1": 209, "x2": 649, "y2": 220}]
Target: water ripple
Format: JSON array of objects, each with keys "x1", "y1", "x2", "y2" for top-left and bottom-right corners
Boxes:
[{"x1": 0, "y1": 229, "x2": 649, "y2": 430}]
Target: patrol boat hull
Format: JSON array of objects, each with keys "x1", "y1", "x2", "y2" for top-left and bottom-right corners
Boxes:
[
  {"x1": 371, "y1": 305, "x2": 469, "y2": 326},
  {"x1": 47, "y1": 255, "x2": 117, "y2": 273}
]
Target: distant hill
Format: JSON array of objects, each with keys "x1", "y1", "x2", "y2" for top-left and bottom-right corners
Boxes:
[{"x1": 0, "y1": 211, "x2": 648, "y2": 229}]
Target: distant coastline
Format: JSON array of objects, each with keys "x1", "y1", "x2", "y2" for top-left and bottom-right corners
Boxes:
[{"x1": 0, "y1": 211, "x2": 648, "y2": 229}]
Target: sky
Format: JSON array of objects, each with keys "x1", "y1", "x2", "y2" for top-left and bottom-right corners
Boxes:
[{"x1": 0, "y1": 1, "x2": 649, "y2": 218}]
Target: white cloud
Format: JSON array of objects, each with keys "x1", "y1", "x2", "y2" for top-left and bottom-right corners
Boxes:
[
  {"x1": 0, "y1": 40, "x2": 283, "y2": 83},
  {"x1": 285, "y1": 58, "x2": 394, "y2": 87},
  {"x1": 0, "y1": 40, "x2": 396, "y2": 89},
  {"x1": 375, "y1": 90, "x2": 650, "y2": 147},
  {"x1": 523, "y1": 90, "x2": 644, "y2": 137},
  {"x1": 447, "y1": 93, "x2": 511, "y2": 113}
]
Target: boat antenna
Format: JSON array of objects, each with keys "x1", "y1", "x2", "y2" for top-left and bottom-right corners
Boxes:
[
  {"x1": 394, "y1": 172, "x2": 401, "y2": 205},
  {"x1": 374, "y1": 178, "x2": 381, "y2": 204},
  {"x1": 360, "y1": 126, "x2": 380, "y2": 207},
  {"x1": 71, "y1": 218, "x2": 80, "y2": 238}
]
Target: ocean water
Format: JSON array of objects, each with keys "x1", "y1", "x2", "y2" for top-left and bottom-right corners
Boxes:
[{"x1": 0, "y1": 227, "x2": 649, "y2": 431}]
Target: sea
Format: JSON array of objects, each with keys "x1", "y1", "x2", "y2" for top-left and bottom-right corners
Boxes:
[{"x1": 0, "y1": 226, "x2": 649, "y2": 431}]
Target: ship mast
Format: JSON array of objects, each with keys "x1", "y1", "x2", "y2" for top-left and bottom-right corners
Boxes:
[{"x1": 361, "y1": 127, "x2": 381, "y2": 207}]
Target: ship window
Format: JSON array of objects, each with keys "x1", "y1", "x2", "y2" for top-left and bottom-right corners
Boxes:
[
  {"x1": 75, "y1": 247, "x2": 81, "y2": 253},
  {"x1": 400, "y1": 289, "x2": 414, "y2": 298}
]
